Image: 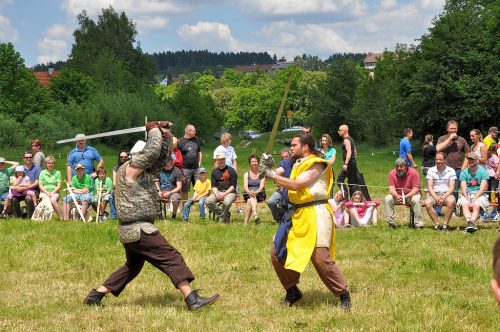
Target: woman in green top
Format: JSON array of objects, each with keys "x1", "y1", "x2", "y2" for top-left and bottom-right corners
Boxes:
[{"x1": 38, "y1": 156, "x2": 63, "y2": 219}]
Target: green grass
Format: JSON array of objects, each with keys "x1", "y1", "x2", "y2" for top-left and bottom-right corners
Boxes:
[{"x1": 1, "y1": 136, "x2": 500, "y2": 331}]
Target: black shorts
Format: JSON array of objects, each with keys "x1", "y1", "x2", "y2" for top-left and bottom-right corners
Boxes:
[{"x1": 243, "y1": 190, "x2": 266, "y2": 202}]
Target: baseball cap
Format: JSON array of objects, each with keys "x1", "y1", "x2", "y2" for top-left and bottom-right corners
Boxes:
[
  {"x1": 489, "y1": 126, "x2": 499, "y2": 134},
  {"x1": 75, "y1": 163, "x2": 85, "y2": 169},
  {"x1": 74, "y1": 134, "x2": 86, "y2": 141},
  {"x1": 15, "y1": 165, "x2": 25, "y2": 173},
  {"x1": 466, "y1": 153, "x2": 478, "y2": 160},
  {"x1": 0, "y1": 157, "x2": 5, "y2": 163},
  {"x1": 199, "y1": 167, "x2": 207, "y2": 173},
  {"x1": 216, "y1": 153, "x2": 226, "y2": 160}
]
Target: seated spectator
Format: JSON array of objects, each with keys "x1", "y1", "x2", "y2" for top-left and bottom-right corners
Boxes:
[
  {"x1": 486, "y1": 144, "x2": 499, "y2": 221},
  {"x1": 32, "y1": 139, "x2": 45, "y2": 169},
  {"x1": 458, "y1": 153, "x2": 489, "y2": 233},
  {"x1": 0, "y1": 157, "x2": 19, "y2": 215},
  {"x1": 329, "y1": 190, "x2": 348, "y2": 227},
  {"x1": 267, "y1": 149, "x2": 293, "y2": 223},
  {"x1": 206, "y1": 153, "x2": 237, "y2": 222},
  {"x1": 63, "y1": 163, "x2": 93, "y2": 221},
  {"x1": 12, "y1": 151, "x2": 40, "y2": 218},
  {"x1": 38, "y1": 156, "x2": 63, "y2": 219},
  {"x1": 109, "y1": 151, "x2": 130, "y2": 219},
  {"x1": 1, "y1": 166, "x2": 37, "y2": 218},
  {"x1": 424, "y1": 152, "x2": 456, "y2": 230},
  {"x1": 154, "y1": 160, "x2": 182, "y2": 220},
  {"x1": 243, "y1": 154, "x2": 266, "y2": 224},
  {"x1": 492, "y1": 237, "x2": 500, "y2": 306},
  {"x1": 182, "y1": 167, "x2": 211, "y2": 221},
  {"x1": 345, "y1": 191, "x2": 379, "y2": 226},
  {"x1": 93, "y1": 167, "x2": 113, "y2": 221},
  {"x1": 384, "y1": 157, "x2": 423, "y2": 228}
]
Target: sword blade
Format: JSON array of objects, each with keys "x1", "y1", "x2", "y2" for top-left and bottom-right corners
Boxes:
[
  {"x1": 57, "y1": 126, "x2": 146, "y2": 144},
  {"x1": 266, "y1": 68, "x2": 295, "y2": 153}
]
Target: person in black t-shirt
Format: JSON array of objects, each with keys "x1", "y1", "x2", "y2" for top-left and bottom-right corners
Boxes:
[
  {"x1": 337, "y1": 124, "x2": 359, "y2": 199},
  {"x1": 206, "y1": 153, "x2": 237, "y2": 222},
  {"x1": 178, "y1": 124, "x2": 202, "y2": 204}
]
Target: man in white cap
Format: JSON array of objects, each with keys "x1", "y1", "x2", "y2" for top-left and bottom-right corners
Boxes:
[
  {"x1": 66, "y1": 133, "x2": 103, "y2": 185},
  {"x1": 0, "y1": 157, "x2": 19, "y2": 215},
  {"x1": 206, "y1": 153, "x2": 237, "y2": 222}
]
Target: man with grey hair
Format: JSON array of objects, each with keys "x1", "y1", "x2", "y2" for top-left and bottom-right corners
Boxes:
[
  {"x1": 385, "y1": 157, "x2": 423, "y2": 228},
  {"x1": 66, "y1": 133, "x2": 103, "y2": 185}
]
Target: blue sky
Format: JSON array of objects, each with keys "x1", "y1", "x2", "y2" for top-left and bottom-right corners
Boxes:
[{"x1": 0, "y1": 0, "x2": 445, "y2": 67}]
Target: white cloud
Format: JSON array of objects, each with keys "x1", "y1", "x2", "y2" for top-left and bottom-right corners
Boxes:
[
  {"x1": 0, "y1": 14, "x2": 18, "y2": 42},
  {"x1": 237, "y1": 0, "x2": 367, "y2": 21},
  {"x1": 381, "y1": 0, "x2": 397, "y2": 10},
  {"x1": 177, "y1": 21, "x2": 244, "y2": 51},
  {"x1": 46, "y1": 23, "x2": 74, "y2": 38},
  {"x1": 257, "y1": 21, "x2": 352, "y2": 60},
  {"x1": 61, "y1": 0, "x2": 191, "y2": 16},
  {"x1": 36, "y1": 38, "x2": 68, "y2": 64},
  {"x1": 135, "y1": 16, "x2": 169, "y2": 32}
]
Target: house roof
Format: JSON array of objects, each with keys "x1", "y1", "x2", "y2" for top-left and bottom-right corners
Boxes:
[
  {"x1": 33, "y1": 70, "x2": 60, "y2": 86},
  {"x1": 233, "y1": 64, "x2": 273, "y2": 73},
  {"x1": 363, "y1": 53, "x2": 383, "y2": 64}
]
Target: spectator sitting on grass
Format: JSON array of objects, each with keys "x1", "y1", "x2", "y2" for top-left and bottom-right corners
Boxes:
[
  {"x1": 38, "y1": 156, "x2": 63, "y2": 219},
  {"x1": 345, "y1": 190, "x2": 379, "y2": 227},
  {"x1": 182, "y1": 167, "x2": 211, "y2": 221},
  {"x1": 154, "y1": 160, "x2": 182, "y2": 220},
  {"x1": 93, "y1": 167, "x2": 113, "y2": 221},
  {"x1": 0, "y1": 157, "x2": 19, "y2": 214},
  {"x1": 329, "y1": 190, "x2": 348, "y2": 227},
  {"x1": 458, "y1": 153, "x2": 489, "y2": 234},
  {"x1": 63, "y1": 163, "x2": 92, "y2": 221}
]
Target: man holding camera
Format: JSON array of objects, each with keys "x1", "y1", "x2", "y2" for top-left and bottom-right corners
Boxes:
[{"x1": 436, "y1": 120, "x2": 470, "y2": 199}]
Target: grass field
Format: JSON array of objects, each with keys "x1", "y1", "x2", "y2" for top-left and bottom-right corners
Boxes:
[{"x1": 1, "y1": 134, "x2": 500, "y2": 331}]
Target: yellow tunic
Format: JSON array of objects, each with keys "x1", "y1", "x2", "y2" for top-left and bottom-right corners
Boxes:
[{"x1": 285, "y1": 154, "x2": 335, "y2": 273}]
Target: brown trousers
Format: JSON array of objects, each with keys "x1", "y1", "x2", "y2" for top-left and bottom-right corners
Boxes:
[
  {"x1": 270, "y1": 243, "x2": 347, "y2": 297},
  {"x1": 103, "y1": 231, "x2": 195, "y2": 296}
]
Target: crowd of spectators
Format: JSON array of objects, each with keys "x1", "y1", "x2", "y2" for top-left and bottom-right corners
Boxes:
[{"x1": 0, "y1": 120, "x2": 498, "y2": 234}]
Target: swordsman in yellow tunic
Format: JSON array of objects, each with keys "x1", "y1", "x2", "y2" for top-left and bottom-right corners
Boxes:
[{"x1": 260, "y1": 133, "x2": 351, "y2": 310}]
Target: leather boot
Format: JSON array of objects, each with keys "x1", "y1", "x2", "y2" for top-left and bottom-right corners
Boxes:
[
  {"x1": 339, "y1": 291, "x2": 351, "y2": 311},
  {"x1": 185, "y1": 290, "x2": 219, "y2": 311},
  {"x1": 284, "y1": 285, "x2": 302, "y2": 307},
  {"x1": 83, "y1": 288, "x2": 105, "y2": 305}
]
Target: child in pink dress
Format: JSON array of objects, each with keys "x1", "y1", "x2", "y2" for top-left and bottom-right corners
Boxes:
[{"x1": 345, "y1": 190, "x2": 379, "y2": 226}]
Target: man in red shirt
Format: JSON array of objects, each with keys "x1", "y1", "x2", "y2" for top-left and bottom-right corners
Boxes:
[{"x1": 384, "y1": 157, "x2": 423, "y2": 228}]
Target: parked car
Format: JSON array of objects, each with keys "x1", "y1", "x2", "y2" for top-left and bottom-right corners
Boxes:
[
  {"x1": 282, "y1": 126, "x2": 303, "y2": 132},
  {"x1": 243, "y1": 130, "x2": 262, "y2": 140}
]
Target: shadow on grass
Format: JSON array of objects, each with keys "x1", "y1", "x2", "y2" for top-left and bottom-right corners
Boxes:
[
  {"x1": 299, "y1": 289, "x2": 340, "y2": 308},
  {"x1": 124, "y1": 293, "x2": 180, "y2": 307}
]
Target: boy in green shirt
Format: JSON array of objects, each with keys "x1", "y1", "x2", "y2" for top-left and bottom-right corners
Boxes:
[
  {"x1": 93, "y1": 167, "x2": 113, "y2": 221},
  {"x1": 63, "y1": 163, "x2": 92, "y2": 221}
]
